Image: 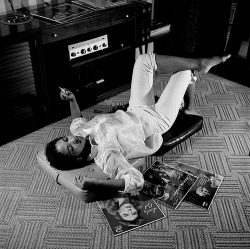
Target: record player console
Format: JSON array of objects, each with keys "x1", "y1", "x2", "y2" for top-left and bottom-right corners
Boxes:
[
  {"x1": 0, "y1": 0, "x2": 151, "y2": 143},
  {"x1": 38, "y1": 2, "x2": 145, "y2": 122}
]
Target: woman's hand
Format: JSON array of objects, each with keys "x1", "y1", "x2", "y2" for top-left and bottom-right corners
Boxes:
[
  {"x1": 60, "y1": 87, "x2": 82, "y2": 119},
  {"x1": 59, "y1": 88, "x2": 76, "y2": 102},
  {"x1": 74, "y1": 175, "x2": 98, "y2": 190},
  {"x1": 74, "y1": 175, "x2": 125, "y2": 192}
]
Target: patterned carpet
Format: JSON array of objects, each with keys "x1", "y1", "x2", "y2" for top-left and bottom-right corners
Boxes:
[{"x1": 1, "y1": 73, "x2": 250, "y2": 249}]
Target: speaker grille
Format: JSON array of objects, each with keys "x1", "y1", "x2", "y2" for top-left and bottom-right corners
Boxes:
[{"x1": 0, "y1": 41, "x2": 42, "y2": 144}]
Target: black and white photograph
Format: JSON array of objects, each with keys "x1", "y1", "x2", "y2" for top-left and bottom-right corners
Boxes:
[
  {"x1": 97, "y1": 193, "x2": 166, "y2": 236},
  {"x1": 1, "y1": 0, "x2": 250, "y2": 248},
  {"x1": 141, "y1": 161, "x2": 197, "y2": 209},
  {"x1": 174, "y1": 162, "x2": 224, "y2": 209}
]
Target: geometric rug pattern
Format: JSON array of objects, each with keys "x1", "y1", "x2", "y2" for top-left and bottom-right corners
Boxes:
[{"x1": 1, "y1": 73, "x2": 250, "y2": 249}]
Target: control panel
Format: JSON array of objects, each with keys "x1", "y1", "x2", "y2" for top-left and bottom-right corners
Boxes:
[{"x1": 68, "y1": 34, "x2": 108, "y2": 60}]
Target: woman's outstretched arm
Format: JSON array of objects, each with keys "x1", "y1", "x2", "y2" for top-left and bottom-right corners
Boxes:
[{"x1": 59, "y1": 88, "x2": 86, "y2": 121}]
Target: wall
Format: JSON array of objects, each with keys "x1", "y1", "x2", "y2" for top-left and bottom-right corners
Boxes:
[{"x1": 226, "y1": 0, "x2": 250, "y2": 58}]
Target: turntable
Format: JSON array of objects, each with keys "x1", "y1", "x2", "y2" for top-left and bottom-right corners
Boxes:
[
  {"x1": 30, "y1": 1, "x2": 96, "y2": 24},
  {"x1": 30, "y1": 0, "x2": 129, "y2": 24}
]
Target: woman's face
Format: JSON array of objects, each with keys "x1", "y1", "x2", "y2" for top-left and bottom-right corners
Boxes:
[
  {"x1": 196, "y1": 187, "x2": 210, "y2": 196},
  {"x1": 119, "y1": 203, "x2": 138, "y2": 221},
  {"x1": 55, "y1": 135, "x2": 86, "y2": 157}
]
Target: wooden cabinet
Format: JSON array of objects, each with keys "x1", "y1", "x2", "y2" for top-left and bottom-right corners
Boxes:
[{"x1": 39, "y1": 5, "x2": 137, "y2": 122}]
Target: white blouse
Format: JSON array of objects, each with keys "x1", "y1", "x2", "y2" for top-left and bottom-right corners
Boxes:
[{"x1": 70, "y1": 108, "x2": 164, "y2": 194}]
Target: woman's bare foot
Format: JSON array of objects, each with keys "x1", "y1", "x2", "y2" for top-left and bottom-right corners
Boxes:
[{"x1": 199, "y1": 54, "x2": 231, "y2": 74}]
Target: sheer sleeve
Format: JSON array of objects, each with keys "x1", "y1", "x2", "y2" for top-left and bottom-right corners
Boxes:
[
  {"x1": 70, "y1": 117, "x2": 89, "y2": 137},
  {"x1": 70, "y1": 115, "x2": 107, "y2": 137},
  {"x1": 102, "y1": 149, "x2": 144, "y2": 195}
]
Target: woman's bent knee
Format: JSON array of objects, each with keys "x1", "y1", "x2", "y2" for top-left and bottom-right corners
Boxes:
[{"x1": 135, "y1": 53, "x2": 157, "y2": 72}]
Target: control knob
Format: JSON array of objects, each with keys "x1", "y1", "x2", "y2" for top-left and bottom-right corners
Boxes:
[
  {"x1": 93, "y1": 45, "x2": 98, "y2": 51},
  {"x1": 87, "y1": 47, "x2": 92, "y2": 52},
  {"x1": 81, "y1": 49, "x2": 86, "y2": 54}
]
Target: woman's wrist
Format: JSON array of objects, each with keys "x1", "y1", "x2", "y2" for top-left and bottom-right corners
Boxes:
[
  {"x1": 76, "y1": 178, "x2": 125, "y2": 192},
  {"x1": 97, "y1": 179, "x2": 125, "y2": 191},
  {"x1": 69, "y1": 96, "x2": 76, "y2": 103}
]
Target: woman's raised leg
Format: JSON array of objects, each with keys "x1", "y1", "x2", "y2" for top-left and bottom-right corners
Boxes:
[
  {"x1": 155, "y1": 70, "x2": 194, "y2": 127},
  {"x1": 129, "y1": 53, "x2": 157, "y2": 107},
  {"x1": 129, "y1": 53, "x2": 231, "y2": 109},
  {"x1": 154, "y1": 54, "x2": 231, "y2": 127}
]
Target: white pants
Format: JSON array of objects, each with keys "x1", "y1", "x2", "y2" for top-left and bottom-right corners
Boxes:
[{"x1": 128, "y1": 53, "x2": 195, "y2": 134}]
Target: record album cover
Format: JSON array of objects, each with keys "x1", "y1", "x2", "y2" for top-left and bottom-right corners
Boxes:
[
  {"x1": 175, "y1": 162, "x2": 224, "y2": 209},
  {"x1": 141, "y1": 161, "x2": 197, "y2": 209},
  {"x1": 97, "y1": 193, "x2": 166, "y2": 236}
]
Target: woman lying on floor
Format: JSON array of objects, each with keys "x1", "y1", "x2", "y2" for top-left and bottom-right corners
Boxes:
[{"x1": 45, "y1": 53, "x2": 230, "y2": 195}]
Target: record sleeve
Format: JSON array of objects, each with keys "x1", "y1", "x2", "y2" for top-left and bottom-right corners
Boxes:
[
  {"x1": 141, "y1": 161, "x2": 197, "y2": 209},
  {"x1": 97, "y1": 193, "x2": 166, "y2": 236}
]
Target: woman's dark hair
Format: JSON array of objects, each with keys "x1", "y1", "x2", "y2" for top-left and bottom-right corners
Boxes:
[{"x1": 45, "y1": 136, "x2": 92, "y2": 170}]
